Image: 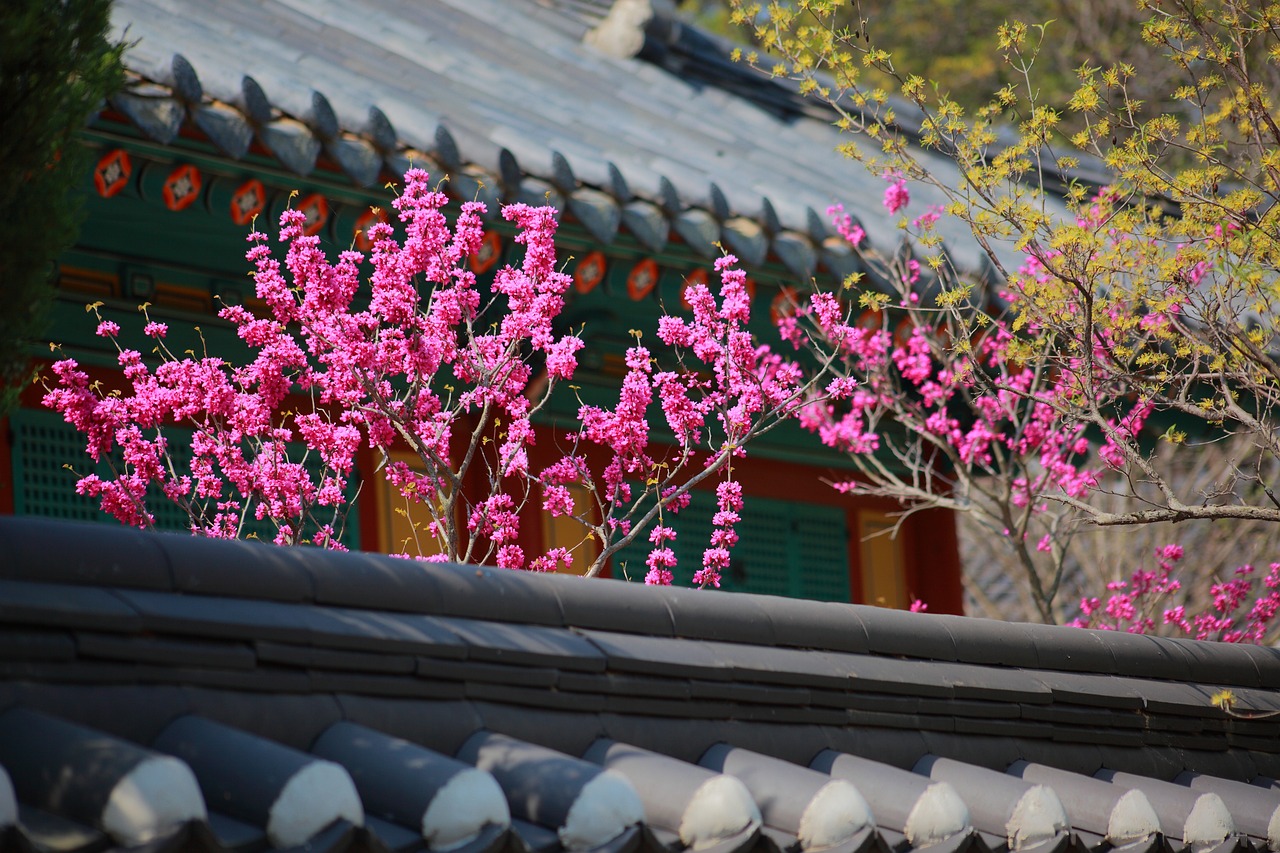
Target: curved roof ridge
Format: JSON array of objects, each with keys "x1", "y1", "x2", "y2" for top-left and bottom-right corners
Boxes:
[{"x1": 2, "y1": 516, "x2": 1277, "y2": 691}]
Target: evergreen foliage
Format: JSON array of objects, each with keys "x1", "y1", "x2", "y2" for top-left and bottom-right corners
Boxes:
[{"x1": 0, "y1": 0, "x2": 124, "y2": 417}]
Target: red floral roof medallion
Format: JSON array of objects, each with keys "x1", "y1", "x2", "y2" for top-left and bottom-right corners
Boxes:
[
  {"x1": 93, "y1": 149, "x2": 132, "y2": 198},
  {"x1": 162, "y1": 164, "x2": 202, "y2": 212},
  {"x1": 469, "y1": 231, "x2": 503, "y2": 274},
  {"x1": 574, "y1": 251, "x2": 607, "y2": 294},
  {"x1": 230, "y1": 179, "x2": 266, "y2": 226},
  {"x1": 298, "y1": 193, "x2": 329, "y2": 237},
  {"x1": 627, "y1": 259, "x2": 659, "y2": 301}
]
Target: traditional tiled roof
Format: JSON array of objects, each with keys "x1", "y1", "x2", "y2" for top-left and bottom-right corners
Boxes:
[
  {"x1": 3, "y1": 516, "x2": 1280, "y2": 852},
  {"x1": 99, "y1": 0, "x2": 1066, "y2": 287}
]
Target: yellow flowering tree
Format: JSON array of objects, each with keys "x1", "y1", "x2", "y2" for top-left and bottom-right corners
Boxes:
[{"x1": 731, "y1": 0, "x2": 1280, "y2": 625}]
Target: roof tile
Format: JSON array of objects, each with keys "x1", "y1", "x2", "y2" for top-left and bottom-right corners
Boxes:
[
  {"x1": 436, "y1": 618, "x2": 605, "y2": 671},
  {"x1": 556, "y1": 671, "x2": 693, "y2": 701},
  {"x1": 334, "y1": 695, "x2": 481, "y2": 755},
  {"x1": 425, "y1": 657, "x2": 559, "y2": 688},
  {"x1": 928, "y1": 616, "x2": 1040, "y2": 668},
  {"x1": 603, "y1": 694, "x2": 733, "y2": 719},
  {"x1": 160, "y1": 532, "x2": 314, "y2": 603},
  {"x1": 1159, "y1": 637, "x2": 1264, "y2": 688},
  {"x1": 110, "y1": 587, "x2": 309, "y2": 642},
  {"x1": 15, "y1": 804, "x2": 107, "y2": 852},
  {"x1": 471, "y1": 702, "x2": 608, "y2": 759},
  {"x1": 1099, "y1": 632, "x2": 1193, "y2": 682},
  {"x1": 253, "y1": 641, "x2": 413, "y2": 674},
  {"x1": 178, "y1": 688, "x2": 344, "y2": 751},
  {"x1": 754, "y1": 602, "x2": 868, "y2": 655},
  {"x1": 544, "y1": 575, "x2": 676, "y2": 637},
  {"x1": 304, "y1": 608, "x2": 469, "y2": 659},
  {"x1": 578, "y1": 630, "x2": 728, "y2": 680},
  {"x1": 856, "y1": 607, "x2": 959, "y2": 661},
  {"x1": 1024, "y1": 626, "x2": 1116, "y2": 673},
  {"x1": 1028, "y1": 672, "x2": 1146, "y2": 710},
  {"x1": 0, "y1": 517, "x2": 172, "y2": 591},
  {"x1": 0, "y1": 630, "x2": 76, "y2": 663},
  {"x1": 467, "y1": 681, "x2": 606, "y2": 713},
  {"x1": 0, "y1": 581, "x2": 141, "y2": 633},
  {"x1": 78, "y1": 631, "x2": 256, "y2": 671}
]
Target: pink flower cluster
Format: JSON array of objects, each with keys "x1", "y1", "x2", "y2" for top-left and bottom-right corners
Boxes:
[
  {"x1": 1070, "y1": 545, "x2": 1280, "y2": 643},
  {"x1": 794, "y1": 270, "x2": 1133, "y2": 508},
  {"x1": 881, "y1": 173, "x2": 910, "y2": 215},
  {"x1": 575, "y1": 254, "x2": 803, "y2": 583},
  {"x1": 45, "y1": 169, "x2": 586, "y2": 557},
  {"x1": 826, "y1": 203, "x2": 865, "y2": 247},
  {"x1": 645, "y1": 524, "x2": 677, "y2": 586},
  {"x1": 694, "y1": 479, "x2": 744, "y2": 588},
  {"x1": 45, "y1": 304, "x2": 349, "y2": 544}
]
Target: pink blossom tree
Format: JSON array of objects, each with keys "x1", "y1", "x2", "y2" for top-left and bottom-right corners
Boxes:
[
  {"x1": 44, "y1": 168, "x2": 828, "y2": 584},
  {"x1": 780, "y1": 171, "x2": 1280, "y2": 628},
  {"x1": 775, "y1": 178, "x2": 1147, "y2": 622}
]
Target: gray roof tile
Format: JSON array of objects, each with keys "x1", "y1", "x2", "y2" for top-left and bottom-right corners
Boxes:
[
  {"x1": 1160, "y1": 637, "x2": 1265, "y2": 688},
  {"x1": 4, "y1": 516, "x2": 1280, "y2": 853},
  {"x1": 155, "y1": 714, "x2": 361, "y2": 848},
  {"x1": 0, "y1": 708, "x2": 206, "y2": 847},
  {"x1": 254, "y1": 640, "x2": 413, "y2": 674},
  {"x1": 703, "y1": 744, "x2": 873, "y2": 847},
  {"x1": 1097, "y1": 631, "x2": 1194, "y2": 682},
  {"x1": 603, "y1": 693, "x2": 734, "y2": 719},
  {"x1": 916, "y1": 754, "x2": 1069, "y2": 848},
  {"x1": 15, "y1": 804, "x2": 107, "y2": 852},
  {"x1": 1011, "y1": 760, "x2": 1163, "y2": 845},
  {"x1": 1225, "y1": 643, "x2": 1280, "y2": 689},
  {"x1": 429, "y1": 657, "x2": 559, "y2": 688},
  {"x1": 926, "y1": 616, "x2": 1040, "y2": 668},
  {"x1": 163, "y1": 532, "x2": 316, "y2": 602},
  {"x1": 313, "y1": 669, "x2": 466, "y2": 699},
  {"x1": 92, "y1": 0, "x2": 1059, "y2": 279},
  {"x1": 1176, "y1": 769, "x2": 1280, "y2": 844},
  {"x1": 557, "y1": 671, "x2": 693, "y2": 701},
  {"x1": 110, "y1": 586, "x2": 310, "y2": 641},
  {"x1": 758, "y1": 598, "x2": 871, "y2": 654},
  {"x1": 0, "y1": 580, "x2": 142, "y2": 633},
  {"x1": 0, "y1": 515, "x2": 173, "y2": 591},
  {"x1": 814, "y1": 750, "x2": 971, "y2": 848},
  {"x1": 333, "y1": 695, "x2": 482, "y2": 754},
  {"x1": 467, "y1": 680, "x2": 606, "y2": 713},
  {"x1": 577, "y1": 630, "x2": 727, "y2": 680},
  {"x1": 1012, "y1": 739, "x2": 1104, "y2": 777},
  {"x1": 1029, "y1": 671, "x2": 1147, "y2": 710},
  {"x1": 78, "y1": 631, "x2": 256, "y2": 671},
  {"x1": 587, "y1": 739, "x2": 761, "y2": 853},
  {"x1": 0, "y1": 630, "x2": 76, "y2": 663},
  {"x1": 1097, "y1": 769, "x2": 1236, "y2": 847},
  {"x1": 437, "y1": 618, "x2": 605, "y2": 671},
  {"x1": 303, "y1": 608, "x2": 469, "y2": 659},
  {"x1": 688, "y1": 679, "x2": 810, "y2": 707},
  {"x1": 856, "y1": 607, "x2": 960, "y2": 661},
  {"x1": 471, "y1": 702, "x2": 609, "y2": 759}
]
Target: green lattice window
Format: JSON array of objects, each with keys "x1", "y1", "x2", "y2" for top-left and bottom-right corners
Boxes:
[
  {"x1": 10, "y1": 408, "x2": 357, "y2": 546},
  {"x1": 611, "y1": 491, "x2": 851, "y2": 601}
]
